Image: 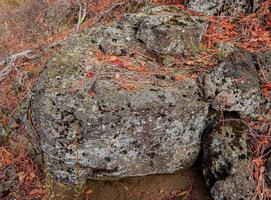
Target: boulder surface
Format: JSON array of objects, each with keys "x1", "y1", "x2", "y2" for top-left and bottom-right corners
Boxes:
[{"x1": 30, "y1": 5, "x2": 209, "y2": 184}]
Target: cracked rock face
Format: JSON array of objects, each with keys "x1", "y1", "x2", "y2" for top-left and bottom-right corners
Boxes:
[
  {"x1": 202, "y1": 114, "x2": 256, "y2": 200},
  {"x1": 199, "y1": 50, "x2": 266, "y2": 117},
  {"x1": 30, "y1": 5, "x2": 209, "y2": 184}
]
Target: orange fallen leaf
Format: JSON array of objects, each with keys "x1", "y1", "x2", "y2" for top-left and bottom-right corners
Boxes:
[{"x1": 174, "y1": 74, "x2": 186, "y2": 81}]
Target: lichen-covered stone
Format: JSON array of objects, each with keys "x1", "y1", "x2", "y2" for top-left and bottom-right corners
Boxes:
[
  {"x1": 210, "y1": 159, "x2": 256, "y2": 200},
  {"x1": 122, "y1": 5, "x2": 207, "y2": 55},
  {"x1": 257, "y1": 50, "x2": 271, "y2": 82},
  {"x1": 30, "y1": 5, "x2": 209, "y2": 185},
  {"x1": 187, "y1": 0, "x2": 261, "y2": 16},
  {"x1": 32, "y1": 58, "x2": 209, "y2": 183},
  {"x1": 199, "y1": 50, "x2": 266, "y2": 117},
  {"x1": 201, "y1": 115, "x2": 256, "y2": 200},
  {"x1": 0, "y1": 166, "x2": 18, "y2": 199},
  {"x1": 265, "y1": 156, "x2": 271, "y2": 188}
]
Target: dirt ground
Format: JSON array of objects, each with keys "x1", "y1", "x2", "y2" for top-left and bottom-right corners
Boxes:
[{"x1": 47, "y1": 169, "x2": 211, "y2": 200}]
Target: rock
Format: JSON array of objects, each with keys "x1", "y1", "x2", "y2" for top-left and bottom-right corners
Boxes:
[
  {"x1": 187, "y1": 0, "x2": 261, "y2": 16},
  {"x1": 91, "y1": 26, "x2": 139, "y2": 56},
  {"x1": 0, "y1": 166, "x2": 18, "y2": 199},
  {"x1": 265, "y1": 156, "x2": 271, "y2": 188},
  {"x1": 216, "y1": 42, "x2": 238, "y2": 57},
  {"x1": 211, "y1": 159, "x2": 256, "y2": 200},
  {"x1": 187, "y1": 0, "x2": 224, "y2": 16},
  {"x1": 123, "y1": 5, "x2": 208, "y2": 55},
  {"x1": 257, "y1": 50, "x2": 271, "y2": 82},
  {"x1": 30, "y1": 5, "x2": 209, "y2": 185},
  {"x1": 199, "y1": 50, "x2": 266, "y2": 117},
  {"x1": 201, "y1": 114, "x2": 256, "y2": 200}
]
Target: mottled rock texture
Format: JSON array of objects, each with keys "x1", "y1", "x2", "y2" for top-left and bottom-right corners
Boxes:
[
  {"x1": 187, "y1": 0, "x2": 261, "y2": 16},
  {"x1": 199, "y1": 50, "x2": 266, "y2": 117},
  {"x1": 30, "y1": 5, "x2": 209, "y2": 184},
  {"x1": 257, "y1": 50, "x2": 271, "y2": 82},
  {"x1": 0, "y1": 166, "x2": 18, "y2": 199},
  {"x1": 201, "y1": 114, "x2": 256, "y2": 200},
  {"x1": 123, "y1": 5, "x2": 208, "y2": 56}
]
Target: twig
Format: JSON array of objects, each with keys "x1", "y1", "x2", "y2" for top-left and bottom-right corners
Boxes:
[
  {"x1": 0, "y1": 50, "x2": 34, "y2": 82},
  {"x1": 76, "y1": 0, "x2": 87, "y2": 32}
]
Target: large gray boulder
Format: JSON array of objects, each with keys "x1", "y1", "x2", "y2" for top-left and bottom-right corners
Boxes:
[
  {"x1": 201, "y1": 114, "x2": 256, "y2": 200},
  {"x1": 30, "y1": 5, "x2": 209, "y2": 184}
]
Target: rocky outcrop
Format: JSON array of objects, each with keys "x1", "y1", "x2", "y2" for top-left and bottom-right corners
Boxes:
[
  {"x1": 15, "y1": 3, "x2": 269, "y2": 199},
  {"x1": 201, "y1": 114, "x2": 256, "y2": 200},
  {"x1": 30, "y1": 5, "x2": 209, "y2": 184}
]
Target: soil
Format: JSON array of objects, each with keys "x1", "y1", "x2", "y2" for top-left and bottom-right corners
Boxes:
[{"x1": 47, "y1": 169, "x2": 211, "y2": 200}]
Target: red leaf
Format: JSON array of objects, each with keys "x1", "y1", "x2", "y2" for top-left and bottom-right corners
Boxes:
[
  {"x1": 88, "y1": 90, "x2": 95, "y2": 97},
  {"x1": 113, "y1": 59, "x2": 124, "y2": 67},
  {"x1": 86, "y1": 71, "x2": 94, "y2": 79}
]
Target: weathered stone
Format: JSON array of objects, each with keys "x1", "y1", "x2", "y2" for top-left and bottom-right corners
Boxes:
[
  {"x1": 265, "y1": 156, "x2": 271, "y2": 188},
  {"x1": 216, "y1": 42, "x2": 238, "y2": 57},
  {"x1": 91, "y1": 26, "x2": 139, "y2": 56},
  {"x1": 123, "y1": 5, "x2": 207, "y2": 55},
  {"x1": 257, "y1": 50, "x2": 271, "y2": 82},
  {"x1": 199, "y1": 50, "x2": 266, "y2": 117},
  {"x1": 210, "y1": 159, "x2": 256, "y2": 200},
  {"x1": 0, "y1": 166, "x2": 18, "y2": 199},
  {"x1": 32, "y1": 62, "x2": 209, "y2": 184},
  {"x1": 201, "y1": 115, "x2": 256, "y2": 200},
  {"x1": 30, "y1": 5, "x2": 209, "y2": 185},
  {"x1": 187, "y1": 0, "x2": 261, "y2": 16}
]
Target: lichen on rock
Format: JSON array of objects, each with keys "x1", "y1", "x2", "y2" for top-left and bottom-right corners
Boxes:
[
  {"x1": 199, "y1": 50, "x2": 266, "y2": 117},
  {"x1": 201, "y1": 113, "x2": 256, "y2": 200},
  {"x1": 30, "y1": 5, "x2": 209, "y2": 185},
  {"x1": 187, "y1": 0, "x2": 261, "y2": 16}
]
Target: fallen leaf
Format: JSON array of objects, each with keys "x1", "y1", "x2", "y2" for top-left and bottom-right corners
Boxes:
[
  {"x1": 88, "y1": 90, "x2": 95, "y2": 97},
  {"x1": 113, "y1": 59, "x2": 124, "y2": 67},
  {"x1": 174, "y1": 74, "x2": 186, "y2": 81},
  {"x1": 86, "y1": 71, "x2": 94, "y2": 79}
]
